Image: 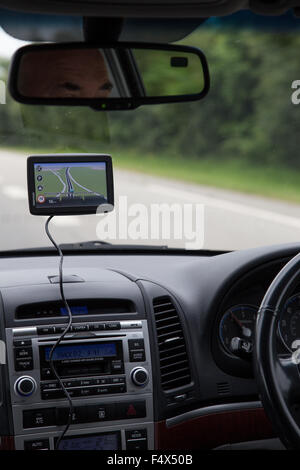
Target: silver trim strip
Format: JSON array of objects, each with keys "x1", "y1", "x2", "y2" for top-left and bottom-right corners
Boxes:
[
  {"x1": 166, "y1": 401, "x2": 263, "y2": 428},
  {"x1": 13, "y1": 327, "x2": 37, "y2": 336}
]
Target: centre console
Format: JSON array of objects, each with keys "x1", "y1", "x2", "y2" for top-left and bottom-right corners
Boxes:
[{"x1": 6, "y1": 318, "x2": 153, "y2": 450}]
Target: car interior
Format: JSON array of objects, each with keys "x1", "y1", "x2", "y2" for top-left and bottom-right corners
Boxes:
[{"x1": 1, "y1": 0, "x2": 300, "y2": 452}]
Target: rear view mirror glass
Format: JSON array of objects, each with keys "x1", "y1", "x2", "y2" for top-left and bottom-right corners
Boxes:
[{"x1": 9, "y1": 42, "x2": 210, "y2": 110}]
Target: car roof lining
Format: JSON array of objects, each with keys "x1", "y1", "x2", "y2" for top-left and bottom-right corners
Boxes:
[
  {"x1": 1, "y1": 0, "x2": 300, "y2": 18},
  {"x1": 0, "y1": 9, "x2": 207, "y2": 43}
]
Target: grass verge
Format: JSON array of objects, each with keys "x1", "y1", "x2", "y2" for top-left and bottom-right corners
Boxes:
[{"x1": 113, "y1": 151, "x2": 300, "y2": 204}]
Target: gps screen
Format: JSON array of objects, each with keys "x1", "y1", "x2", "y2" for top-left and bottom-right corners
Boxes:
[{"x1": 33, "y1": 161, "x2": 108, "y2": 209}]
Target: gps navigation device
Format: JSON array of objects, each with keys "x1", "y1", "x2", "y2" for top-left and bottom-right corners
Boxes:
[{"x1": 27, "y1": 154, "x2": 114, "y2": 215}]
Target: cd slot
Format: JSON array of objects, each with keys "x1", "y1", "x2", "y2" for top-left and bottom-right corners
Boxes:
[{"x1": 50, "y1": 362, "x2": 110, "y2": 379}]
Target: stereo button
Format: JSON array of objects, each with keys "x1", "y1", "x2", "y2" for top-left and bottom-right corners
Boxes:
[
  {"x1": 24, "y1": 439, "x2": 50, "y2": 451},
  {"x1": 88, "y1": 405, "x2": 107, "y2": 422},
  {"x1": 23, "y1": 408, "x2": 55, "y2": 428},
  {"x1": 67, "y1": 389, "x2": 81, "y2": 398},
  {"x1": 15, "y1": 348, "x2": 32, "y2": 359},
  {"x1": 126, "y1": 439, "x2": 148, "y2": 451},
  {"x1": 95, "y1": 386, "x2": 110, "y2": 395},
  {"x1": 80, "y1": 379, "x2": 92, "y2": 386},
  {"x1": 62, "y1": 380, "x2": 78, "y2": 388},
  {"x1": 54, "y1": 326, "x2": 66, "y2": 334},
  {"x1": 71, "y1": 325, "x2": 88, "y2": 332},
  {"x1": 108, "y1": 384, "x2": 126, "y2": 394},
  {"x1": 129, "y1": 350, "x2": 146, "y2": 362},
  {"x1": 15, "y1": 376, "x2": 37, "y2": 397},
  {"x1": 121, "y1": 321, "x2": 142, "y2": 329},
  {"x1": 111, "y1": 362, "x2": 123, "y2": 373},
  {"x1": 109, "y1": 377, "x2": 125, "y2": 384},
  {"x1": 41, "y1": 382, "x2": 59, "y2": 390},
  {"x1": 128, "y1": 339, "x2": 145, "y2": 350},
  {"x1": 41, "y1": 368, "x2": 53, "y2": 379},
  {"x1": 80, "y1": 388, "x2": 93, "y2": 397},
  {"x1": 105, "y1": 322, "x2": 121, "y2": 330},
  {"x1": 131, "y1": 367, "x2": 149, "y2": 387},
  {"x1": 15, "y1": 358, "x2": 33, "y2": 371},
  {"x1": 37, "y1": 327, "x2": 55, "y2": 335},
  {"x1": 126, "y1": 429, "x2": 147, "y2": 440},
  {"x1": 13, "y1": 340, "x2": 32, "y2": 347},
  {"x1": 93, "y1": 378, "x2": 108, "y2": 385},
  {"x1": 41, "y1": 390, "x2": 64, "y2": 400},
  {"x1": 116, "y1": 401, "x2": 146, "y2": 420}
]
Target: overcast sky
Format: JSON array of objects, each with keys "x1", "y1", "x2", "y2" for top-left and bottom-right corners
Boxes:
[{"x1": 0, "y1": 28, "x2": 28, "y2": 58}]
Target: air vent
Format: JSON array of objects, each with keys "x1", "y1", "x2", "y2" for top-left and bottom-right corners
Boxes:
[
  {"x1": 217, "y1": 382, "x2": 230, "y2": 396},
  {"x1": 153, "y1": 296, "x2": 191, "y2": 391}
]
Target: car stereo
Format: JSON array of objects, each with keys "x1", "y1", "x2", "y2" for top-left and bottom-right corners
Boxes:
[
  {"x1": 6, "y1": 319, "x2": 154, "y2": 450},
  {"x1": 27, "y1": 154, "x2": 114, "y2": 215}
]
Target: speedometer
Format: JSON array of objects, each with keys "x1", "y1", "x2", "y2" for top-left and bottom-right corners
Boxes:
[
  {"x1": 279, "y1": 293, "x2": 300, "y2": 351},
  {"x1": 219, "y1": 304, "x2": 258, "y2": 355}
]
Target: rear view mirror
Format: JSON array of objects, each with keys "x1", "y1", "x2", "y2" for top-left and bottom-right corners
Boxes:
[{"x1": 9, "y1": 42, "x2": 210, "y2": 110}]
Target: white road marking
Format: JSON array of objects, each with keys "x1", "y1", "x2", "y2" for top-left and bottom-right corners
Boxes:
[
  {"x1": 148, "y1": 184, "x2": 300, "y2": 229},
  {"x1": 2, "y1": 185, "x2": 27, "y2": 200}
]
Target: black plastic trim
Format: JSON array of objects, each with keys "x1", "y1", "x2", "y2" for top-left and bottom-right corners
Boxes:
[
  {"x1": 8, "y1": 41, "x2": 210, "y2": 110},
  {"x1": 0, "y1": 0, "x2": 296, "y2": 18}
]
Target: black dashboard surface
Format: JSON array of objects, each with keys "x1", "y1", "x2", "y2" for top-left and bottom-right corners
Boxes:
[{"x1": 1, "y1": 242, "x2": 300, "y2": 434}]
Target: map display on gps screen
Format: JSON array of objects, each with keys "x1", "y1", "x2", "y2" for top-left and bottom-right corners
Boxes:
[{"x1": 34, "y1": 161, "x2": 108, "y2": 208}]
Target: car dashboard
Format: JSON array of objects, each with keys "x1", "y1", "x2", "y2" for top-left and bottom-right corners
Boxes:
[{"x1": 1, "y1": 242, "x2": 299, "y2": 450}]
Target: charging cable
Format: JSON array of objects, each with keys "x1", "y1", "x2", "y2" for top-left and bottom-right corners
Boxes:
[{"x1": 45, "y1": 215, "x2": 74, "y2": 450}]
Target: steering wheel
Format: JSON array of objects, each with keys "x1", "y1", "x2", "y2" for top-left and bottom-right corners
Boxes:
[{"x1": 255, "y1": 253, "x2": 300, "y2": 449}]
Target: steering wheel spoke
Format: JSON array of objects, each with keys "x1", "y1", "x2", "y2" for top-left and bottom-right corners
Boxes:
[
  {"x1": 277, "y1": 355, "x2": 300, "y2": 404},
  {"x1": 255, "y1": 252, "x2": 300, "y2": 448}
]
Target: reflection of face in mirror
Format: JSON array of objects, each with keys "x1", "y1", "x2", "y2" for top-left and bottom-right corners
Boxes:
[{"x1": 18, "y1": 49, "x2": 113, "y2": 98}]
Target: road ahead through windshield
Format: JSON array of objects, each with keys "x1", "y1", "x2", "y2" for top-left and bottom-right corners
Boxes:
[{"x1": 2, "y1": 148, "x2": 300, "y2": 251}]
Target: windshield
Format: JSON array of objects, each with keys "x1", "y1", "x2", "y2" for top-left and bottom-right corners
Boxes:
[{"x1": 1, "y1": 12, "x2": 300, "y2": 251}]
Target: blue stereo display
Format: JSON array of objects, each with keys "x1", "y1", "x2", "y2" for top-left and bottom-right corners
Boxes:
[
  {"x1": 57, "y1": 433, "x2": 120, "y2": 450},
  {"x1": 60, "y1": 305, "x2": 88, "y2": 316},
  {"x1": 44, "y1": 342, "x2": 117, "y2": 361}
]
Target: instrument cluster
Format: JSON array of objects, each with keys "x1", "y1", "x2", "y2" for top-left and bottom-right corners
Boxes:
[
  {"x1": 219, "y1": 298, "x2": 300, "y2": 359},
  {"x1": 212, "y1": 258, "x2": 299, "y2": 377}
]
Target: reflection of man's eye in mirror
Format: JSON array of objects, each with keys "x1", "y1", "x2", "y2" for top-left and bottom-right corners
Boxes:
[
  {"x1": 58, "y1": 79, "x2": 113, "y2": 97},
  {"x1": 59, "y1": 82, "x2": 81, "y2": 92},
  {"x1": 101, "y1": 82, "x2": 113, "y2": 92},
  {"x1": 19, "y1": 49, "x2": 114, "y2": 99}
]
